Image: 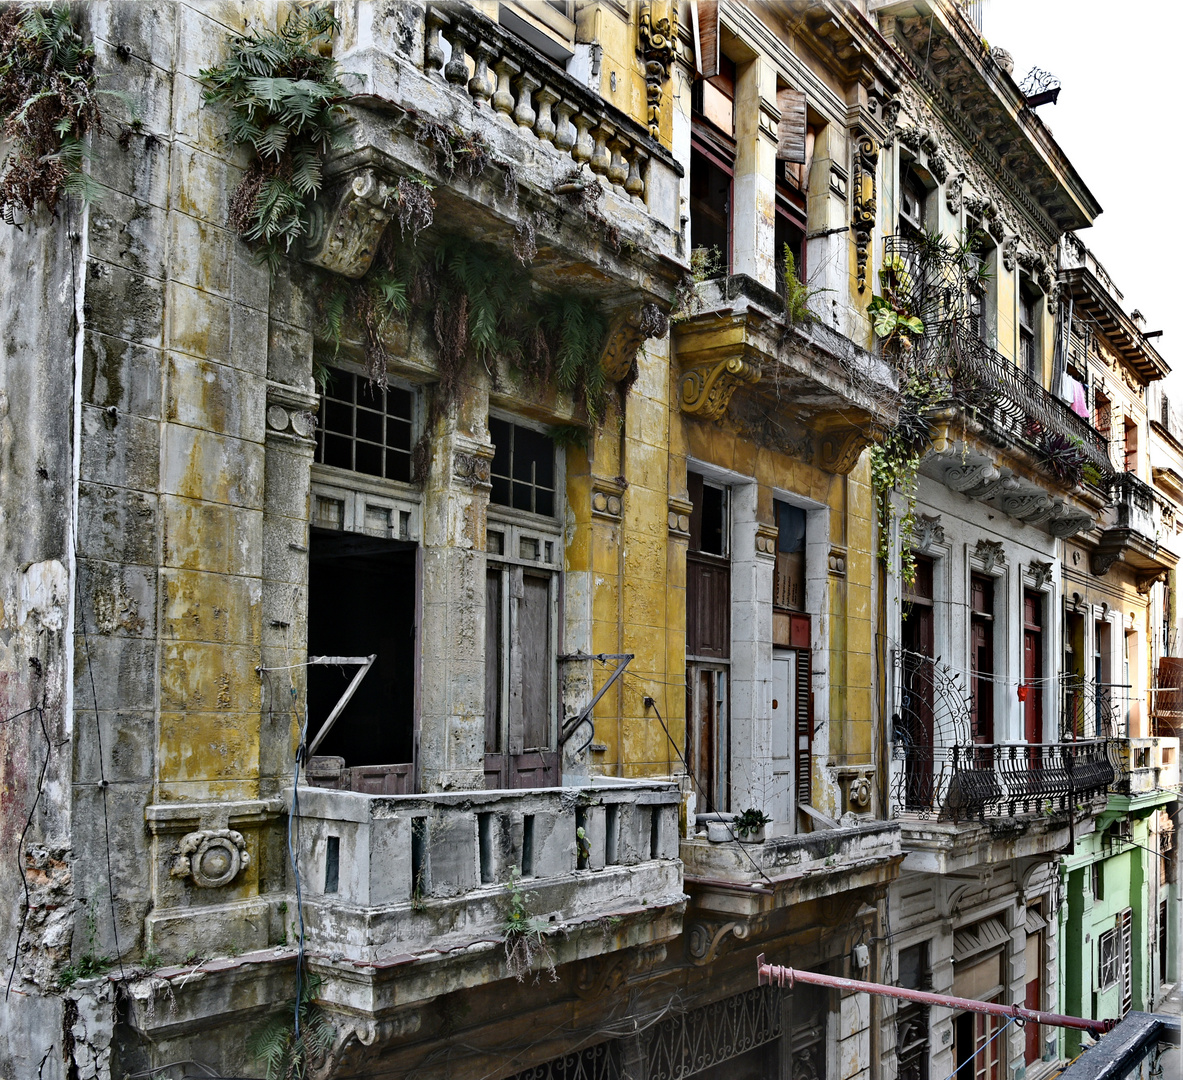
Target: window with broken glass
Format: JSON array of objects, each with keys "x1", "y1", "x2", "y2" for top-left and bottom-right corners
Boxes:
[
  {"x1": 306, "y1": 365, "x2": 422, "y2": 794},
  {"x1": 485, "y1": 418, "x2": 563, "y2": 789}
]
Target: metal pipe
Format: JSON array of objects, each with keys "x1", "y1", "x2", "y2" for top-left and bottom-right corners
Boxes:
[{"x1": 756, "y1": 956, "x2": 1115, "y2": 1035}]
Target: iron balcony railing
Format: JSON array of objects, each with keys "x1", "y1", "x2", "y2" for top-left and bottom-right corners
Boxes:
[
  {"x1": 891, "y1": 739, "x2": 1121, "y2": 823},
  {"x1": 881, "y1": 236, "x2": 1116, "y2": 483},
  {"x1": 1061, "y1": 675, "x2": 1128, "y2": 740}
]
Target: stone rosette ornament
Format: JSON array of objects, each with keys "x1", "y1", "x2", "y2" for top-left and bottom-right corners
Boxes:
[{"x1": 171, "y1": 829, "x2": 251, "y2": 888}]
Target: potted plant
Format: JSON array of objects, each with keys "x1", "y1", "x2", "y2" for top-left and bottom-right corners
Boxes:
[{"x1": 734, "y1": 808, "x2": 771, "y2": 843}]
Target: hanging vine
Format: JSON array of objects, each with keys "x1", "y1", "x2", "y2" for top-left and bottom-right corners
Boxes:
[
  {"x1": 200, "y1": 3, "x2": 347, "y2": 270},
  {"x1": 320, "y1": 228, "x2": 611, "y2": 429}
]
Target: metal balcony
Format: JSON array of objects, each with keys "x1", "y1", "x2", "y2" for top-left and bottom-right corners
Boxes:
[
  {"x1": 890, "y1": 739, "x2": 1119, "y2": 823},
  {"x1": 1061, "y1": 674, "x2": 1128, "y2": 740}
]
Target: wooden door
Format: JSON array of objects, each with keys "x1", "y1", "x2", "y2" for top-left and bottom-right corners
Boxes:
[
  {"x1": 902, "y1": 557, "x2": 936, "y2": 809},
  {"x1": 970, "y1": 574, "x2": 994, "y2": 744},
  {"x1": 1024, "y1": 590, "x2": 1043, "y2": 744}
]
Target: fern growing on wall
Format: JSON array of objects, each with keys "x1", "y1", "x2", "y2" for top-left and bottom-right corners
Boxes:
[
  {"x1": 0, "y1": 3, "x2": 105, "y2": 221},
  {"x1": 200, "y1": 4, "x2": 347, "y2": 270}
]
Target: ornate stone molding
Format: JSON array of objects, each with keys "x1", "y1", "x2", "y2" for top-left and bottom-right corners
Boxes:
[
  {"x1": 668, "y1": 496, "x2": 692, "y2": 538},
  {"x1": 266, "y1": 381, "x2": 320, "y2": 447},
  {"x1": 910, "y1": 513, "x2": 945, "y2": 552},
  {"x1": 755, "y1": 523, "x2": 778, "y2": 559},
  {"x1": 453, "y1": 445, "x2": 494, "y2": 487},
  {"x1": 601, "y1": 303, "x2": 668, "y2": 382},
  {"x1": 303, "y1": 170, "x2": 396, "y2": 279},
  {"x1": 638, "y1": 2, "x2": 677, "y2": 139},
  {"x1": 971, "y1": 539, "x2": 1006, "y2": 574},
  {"x1": 851, "y1": 130, "x2": 878, "y2": 293},
  {"x1": 828, "y1": 546, "x2": 848, "y2": 577},
  {"x1": 1028, "y1": 560, "x2": 1054, "y2": 591},
  {"x1": 946, "y1": 171, "x2": 965, "y2": 215},
  {"x1": 1049, "y1": 508, "x2": 1094, "y2": 538},
  {"x1": 880, "y1": 97, "x2": 902, "y2": 142},
  {"x1": 170, "y1": 830, "x2": 250, "y2": 888},
  {"x1": 1137, "y1": 568, "x2": 1169, "y2": 595},
  {"x1": 1001, "y1": 233, "x2": 1019, "y2": 273},
  {"x1": 591, "y1": 476, "x2": 626, "y2": 521},
  {"x1": 943, "y1": 460, "x2": 999, "y2": 493},
  {"x1": 680, "y1": 356, "x2": 761, "y2": 420}
]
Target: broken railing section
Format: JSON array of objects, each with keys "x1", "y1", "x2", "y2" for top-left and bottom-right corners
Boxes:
[
  {"x1": 560, "y1": 652, "x2": 634, "y2": 754},
  {"x1": 423, "y1": 2, "x2": 656, "y2": 209}
]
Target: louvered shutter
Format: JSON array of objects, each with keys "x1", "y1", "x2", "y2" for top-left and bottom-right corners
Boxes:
[
  {"x1": 695, "y1": 0, "x2": 719, "y2": 79},
  {"x1": 777, "y1": 88, "x2": 807, "y2": 163},
  {"x1": 795, "y1": 646, "x2": 812, "y2": 805}
]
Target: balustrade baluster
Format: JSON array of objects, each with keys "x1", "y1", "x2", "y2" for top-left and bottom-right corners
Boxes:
[
  {"x1": 572, "y1": 114, "x2": 595, "y2": 167},
  {"x1": 624, "y1": 147, "x2": 646, "y2": 202},
  {"x1": 492, "y1": 58, "x2": 520, "y2": 119},
  {"x1": 533, "y1": 86, "x2": 559, "y2": 143},
  {"x1": 469, "y1": 42, "x2": 497, "y2": 107},
  {"x1": 443, "y1": 26, "x2": 471, "y2": 86},
  {"x1": 424, "y1": 8, "x2": 447, "y2": 76},
  {"x1": 513, "y1": 72, "x2": 541, "y2": 130},
  {"x1": 606, "y1": 135, "x2": 629, "y2": 190},
  {"x1": 554, "y1": 100, "x2": 577, "y2": 153},
  {"x1": 590, "y1": 123, "x2": 613, "y2": 175}
]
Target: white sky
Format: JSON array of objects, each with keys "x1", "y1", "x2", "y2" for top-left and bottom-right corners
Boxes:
[{"x1": 986, "y1": 0, "x2": 1180, "y2": 364}]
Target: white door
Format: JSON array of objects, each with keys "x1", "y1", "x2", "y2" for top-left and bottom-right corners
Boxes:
[{"x1": 771, "y1": 653, "x2": 795, "y2": 825}]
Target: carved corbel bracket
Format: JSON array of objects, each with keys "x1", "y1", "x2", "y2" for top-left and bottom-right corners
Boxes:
[
  {"x1": 946, "y1": 171, "x2": 965, "y2": 215},
  {"x1": 851, "y1": 130, "x2": 879, "y2": 293},
  {"x1": 910, "y1": 513, "x2": 945, "y2": 552},
  {"x1": 303, "y1": 169, "x2": 397, "y2": 279},
  {"x1": 812, "y1": 425, "x2": 870, "y2": 475},
  {"x1": 680, "y1": 356, "x2": 761, "y2": 420},
  {"x1": 1137, "y1": 568, "x2": 1169, "y2": 595},
  {"x1": 943, "y1": 460, "x2": 999, "y2": 493},
  {"x1": 687, "y1": 920, "x2": 750, "y2": 966},
  {"x1": 1092, "y1": 549, "x2": 1122, "y2": 577},
  {"x1": 601, "y1": 303, "x2": 668, "y2": 383},
  {"x1": 170, "y1": 829, "x2": 250, "y2": 889},
  {"x1": 828, "y1": 546, "x2": 848, "y2": 577},
  {"x1": 1049, "y1": 508, "x2": 1094, "y2": 539}
]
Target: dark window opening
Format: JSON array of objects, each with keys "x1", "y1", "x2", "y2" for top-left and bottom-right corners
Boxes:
[
  {"x1": 774, "y1": 500, "x2": 807, "y2": 612},
  {"x1": 690, "y1": 136, "x2": 734, "y2": 273},
  {"x1": 1023, "y1": 590, "x2": 1044, "y2": 744},
  {"x1": 900, "y1": 555, "x2": 935, "y2": 810},
  {"x1": 970, "y1": 574, "x2": 994, "y2": 743},
  {"x1": 1020, "y1": 278, "x2": 1039, "y2": 379},
  {"x1": 490, "y1": 418, "x2": 555, "y2": 516},
  {"x1": 307, "y1": 528, "x2": 417, "y2": 792},
  {"x1": 775, "y1": 179, "x2": 807, "y2": 297},
  {"x1": 324, "y1": 836, "x2": 340, "y2": 894},
  {"x1": 897, "y1": 942, "x2": 931, "y2": 1080},
  {"x1": 900, "y1": 168, "x2": 929, "y2": 241},
  {"x1": 688, "y1": 471, "x2": 728, "y2": 557},
  {"x1": 315, "y1": 370, "x2": 414, "y2": 482}
]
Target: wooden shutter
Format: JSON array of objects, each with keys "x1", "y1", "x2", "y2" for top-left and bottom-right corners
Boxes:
[
  {"x1": 795, "y1": 645, "x2": 812, "y2": 805},
  {"x1": 695, "y1": 0, "x2": 719, "y2": 79},
  {"x1": 777, "y1": 88, "x2": 807, "y2": 163}
]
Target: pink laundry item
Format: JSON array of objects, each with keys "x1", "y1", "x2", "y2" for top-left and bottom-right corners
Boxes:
[{"x1": 1071, "y1": 377, "x2": 1089, "y2": 419}]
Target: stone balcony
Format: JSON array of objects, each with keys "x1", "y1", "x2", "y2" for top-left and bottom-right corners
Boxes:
[
  {"x1": 680, "y1": 820, "x2": 902, "y2": 939},
  {"x1": 1113, "y1": 736, "x2": 1180, "y2": 801},
  {"x1": 315, "y1": 0, "x2": 684, "y2": 313},
  {"x1": 1092, "y1": 472, "x2": 1174, "y2": 584},
  {"x1": 672, "y1": 275, "x2": 897, "y2": 473},
  {"x1": 284, "y1": 778, "x2": 684, "y2": 1006}
]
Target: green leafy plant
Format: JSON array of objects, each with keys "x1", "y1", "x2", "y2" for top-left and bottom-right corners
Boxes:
[
  {"x1": 502, "y1": 867, "x2": 558, "y2": 983},
  {"x1": 200, "y1": 4, "x2": 347, "y2": 270},
  {"x1": 671, "y1": 245, "x2": 725, "y2": 324},
  {"x1": 248, "y1": 973, "x2": 335, "y2": 1080},
  {"x1": 734, "y1": 808, "x2": 771, "y2": 839},
  {"x1": 57, "y1": 901, "x2": 113, "y2": 989},
  {"x1": 0, "y1": 3, "x2": 109, "y2": 221}
]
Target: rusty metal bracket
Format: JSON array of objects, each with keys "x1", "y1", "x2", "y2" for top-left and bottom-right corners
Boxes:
[
  {"x1": 304, "y1": 654, "x2": 377, "y2": 759},
  {"x1": 559, "y1": 653, "x2": 634, "y2": 750}
]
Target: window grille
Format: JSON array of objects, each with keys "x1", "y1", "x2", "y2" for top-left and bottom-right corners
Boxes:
[{"x1": 490, "y1": 418, "x2": 556, "y2": 516}]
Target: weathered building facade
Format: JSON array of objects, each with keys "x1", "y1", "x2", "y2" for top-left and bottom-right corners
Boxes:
[{"x1": 0, "y1": 2, "x2": 1175, "y2": 1080}]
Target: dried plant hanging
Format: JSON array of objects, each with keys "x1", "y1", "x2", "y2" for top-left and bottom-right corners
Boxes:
[
  {"x1": 200, "y1": 4, "x2": 348, "y2": 270},
  {"x1": 0, "y1": 4, "x2": 106, "y2": 222}
]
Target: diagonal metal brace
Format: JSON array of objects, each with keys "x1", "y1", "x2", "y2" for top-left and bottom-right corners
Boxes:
[
  {"x1": 559, "y1": 653, "x2": 634, "y2": 749},
  {"x1": 305, "y1": 654, "x2": 377, "y2": 759}
]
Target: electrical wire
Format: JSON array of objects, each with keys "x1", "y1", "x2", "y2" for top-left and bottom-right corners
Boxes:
[
  {"x1": 5, "y1": 706, "x2": 49, "y2": 1000},
  {"x1": 934, "y1": 1016, "x2": 1017, "y2": 1080}
]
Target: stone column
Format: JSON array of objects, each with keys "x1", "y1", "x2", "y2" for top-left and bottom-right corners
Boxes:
[
  {"x1": 732, "y1": 56, "x2": 778, "y2": 289},
  {"x1": 419, "y1": 376, "x2": 493, "y2": 792}
]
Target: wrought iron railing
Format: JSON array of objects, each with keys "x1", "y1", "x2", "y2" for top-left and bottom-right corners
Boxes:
[
  {"x1": 881, "y1": 236, "x2": 1116, "y2": 483},
  {"x1": 1061, "y1": 675, "x2": 1128, "y2": 739},
  {"x1": 891, "y1": 739, "x2": 1120, "y2": 822}
]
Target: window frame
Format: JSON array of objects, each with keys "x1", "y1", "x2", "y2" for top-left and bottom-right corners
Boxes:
[
  {"x1": 489, "y1": 415, "x2": 559, "y2": 519},
  {"x1": 314, "y1": 366, "x2": 418, "y2": 484}
]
